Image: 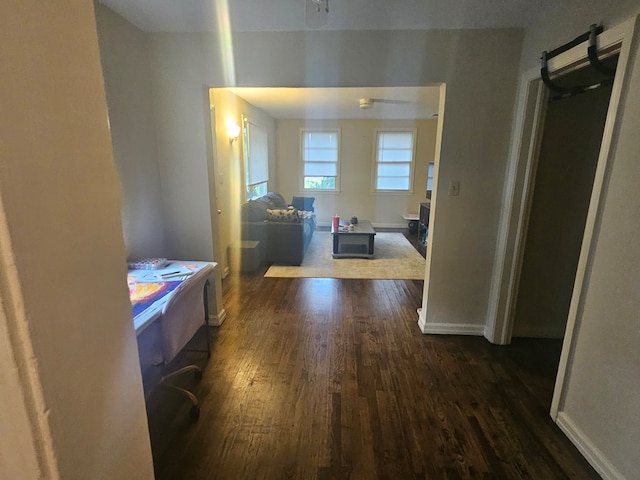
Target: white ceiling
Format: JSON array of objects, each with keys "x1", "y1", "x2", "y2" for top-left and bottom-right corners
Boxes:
[
  {"x1": 98, "y1": 0, "x2": 551, "y2": 33},
  {"x1": 226, "y1": 87, "x2": 441, "y2": 120},
  {"x1": 98, "y1": 0, "x2": 543, "y2": 120}
]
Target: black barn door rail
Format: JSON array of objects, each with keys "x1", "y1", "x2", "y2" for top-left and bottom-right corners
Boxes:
[{"x1": 541, "y1": 24, "x2": 616, "y2": 99}]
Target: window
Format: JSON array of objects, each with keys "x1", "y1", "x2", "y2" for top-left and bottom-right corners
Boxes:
[
  {"x1": 301, "y1": 129, "x2": 339, "y2": 191},
  {"x1": 244, "y1": 119, "x2": 269, "y2": 200},
  {"x1": 426, "y1": 161, "x2": 434, "y2": 199},
  {"x1": 373, "y1": 129, "x2": 416, "y2": 192}
]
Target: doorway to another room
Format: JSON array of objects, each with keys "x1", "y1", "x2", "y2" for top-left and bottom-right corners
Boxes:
[
  {"x1": 512, "y1": 59, "x2": 616, "y2": 340},
  {"x1": 487, "y1": 21, "x2": 637, "y2": 433}
]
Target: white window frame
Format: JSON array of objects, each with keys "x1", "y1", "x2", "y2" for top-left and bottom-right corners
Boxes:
[
  {"x1": 243, "y1": 117, "x2": 269, "y2": 200},
  {"x1": 372, "y1": 128, "x2": 417, "y2": 193},
  {"x1": 300, "y1": 128, "x2": 340, "y2": 192},
  {"x1": 426, "y1": 161, "x2": 434, "y2": 199}
]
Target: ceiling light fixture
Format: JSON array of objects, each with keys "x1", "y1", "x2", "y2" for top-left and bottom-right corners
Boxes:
[
  {"x1": 311, "y1": 0, "x2": 329, "y2": 13},
  {"x1": 305, "y1": 0, "x2": 329, "y2": 28}
]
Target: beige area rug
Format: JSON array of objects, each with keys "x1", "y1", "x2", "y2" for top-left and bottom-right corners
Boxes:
[{"x1": 264, "y1": 232, "x2": 425, "y2": 280}]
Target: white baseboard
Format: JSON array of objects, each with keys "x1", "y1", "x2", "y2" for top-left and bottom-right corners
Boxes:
[
  {"x1": 417, "y1": 307, "x2": 427, "y2": 331},
  {"x1": 556, "y1": 412, "x2": 626, "y2": 480},
  {"x1": 208, "y1": 308, "x2": 227, "y2": 327},
  {"x1": 417, "y1": 308, "x2": 484, "y2": 336},
  {"x1": 421, "y1": 322, "x2": 485, "y2": 336}
]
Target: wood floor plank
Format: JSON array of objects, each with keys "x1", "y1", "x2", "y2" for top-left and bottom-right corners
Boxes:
[{"x1": 145, "y1": 271, "x2": 600, "y2": 480}]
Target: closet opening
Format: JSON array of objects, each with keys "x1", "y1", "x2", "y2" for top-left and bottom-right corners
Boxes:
[{"x1": 511, "y1": 55, "x2": 618, "y2": 341}]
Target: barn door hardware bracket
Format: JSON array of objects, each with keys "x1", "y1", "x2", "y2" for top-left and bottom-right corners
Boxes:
[
  {"x1": 540, "y1": 24, "x2": 616, "y2": 99},
  {"x1": 588, "y1": 24, "x2": 616, "y2": 77},
  {"x1": 540, "y1": 51, "x2": 582, "y2": 96}
]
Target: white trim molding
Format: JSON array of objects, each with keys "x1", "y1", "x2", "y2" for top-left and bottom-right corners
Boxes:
[
  {"x1": 550, "y1": 16, "x2": 638, "y2": 418},
  {"x1": 487, "y1": 17, "x2": 638, "y2": 351},
  {"x1": 209, "y1": 308, "x2": 227, "y2": 327},
  {"x1": 418, "y1": 309, "x2": 484, "y2": 336},
  {"x1": 0, "y1": 194, "x2": 59, "y2": 478},
  {"x1": 556, "y1": 413, "x2": 626, "y2": 480}
]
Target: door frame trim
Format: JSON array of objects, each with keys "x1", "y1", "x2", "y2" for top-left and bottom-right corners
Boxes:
[
  {"x1": 549, "y1": 16, "x2": 637, "y2": 418},
  {"x1": 485, "y1": 16, "x2": 637, "y2": 415}
]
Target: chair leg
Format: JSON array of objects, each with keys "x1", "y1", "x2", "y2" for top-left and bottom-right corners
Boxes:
[
  {"x1": 160, "y1": 365, "x2": 203, "y2": 418},
  {"x1": 157, "y1": 279, "x2": 211, "y2": 419},
  {"x1": 204, "y1": 279, "x2": 211, "y2": 357}
]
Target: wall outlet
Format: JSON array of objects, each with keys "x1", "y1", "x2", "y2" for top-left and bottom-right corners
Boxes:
[{"x1": 449, "y1": 180, "x2": 460, "y2": 196}]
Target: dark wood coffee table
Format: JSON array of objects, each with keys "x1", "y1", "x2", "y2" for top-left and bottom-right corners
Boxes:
[{"x1": 331, "y1": 220, "x2": 376, "y2": 259}]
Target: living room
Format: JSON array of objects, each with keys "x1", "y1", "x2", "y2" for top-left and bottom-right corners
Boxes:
[
  {"x1": 96, "y1": 3, "x2": 520, "y2": 335},
  {"x1": 210, "y1": 86, "x2": 439, "y2": 275}
]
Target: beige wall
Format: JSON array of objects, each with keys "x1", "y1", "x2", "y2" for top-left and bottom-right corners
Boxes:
[
  {"x1": 95, "y1": 4, "x2": 166, "y2": 259},
  {"x1": 0, "y1": 1, "x2": 154, "y2": 478},
  {"x1": 514, "y1": 6, "x2": 640, "y2": 478},
  {"x1": 209, "y1": 89, "x2": 277, "y2": 274},
  {"x1": 145, "y1": 35, "x2": 230, "y2": 322},
  {"x1": 96, "y1": 7, "x2": 225, "y2": 322},
  {"x1": 144, "y1": 35, "x2": 216, "y2": 263},
  {"x1": 276, "y1": 119, "x2": 437, "y2": 226}
]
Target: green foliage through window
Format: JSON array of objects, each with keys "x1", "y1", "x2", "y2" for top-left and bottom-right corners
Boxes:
[
  {"x1": 247, "y1": 181, "x2": 267, "y2": 200},
  {"x1": 302, "y1": 129, "x2": 339, "y2": 191},
  {"x1": 303, "y1": 176, "x2": 336, "y2": 190}
]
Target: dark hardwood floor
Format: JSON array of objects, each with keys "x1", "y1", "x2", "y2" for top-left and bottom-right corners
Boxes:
[{"x1": 146, "y1": 253, "x2": 599, "y2": 479}]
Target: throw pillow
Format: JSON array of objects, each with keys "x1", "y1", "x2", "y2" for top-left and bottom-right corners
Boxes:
[
  {"x1": 291, "y1": 196, "x2": 315, "y2": 212},
  {"x1": 267, "y1": 208, "x2": 299, "y2": 222}
]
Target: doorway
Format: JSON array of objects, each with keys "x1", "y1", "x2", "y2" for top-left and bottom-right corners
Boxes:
[
  {"x1": 488, "y1": 18, "x2": 636, "y2": 350},
  {"x1": 512, "y1": 61, "x2": 616, "y2": 339},
  {"x1": 486, "y1": 20, "x2": 638, "y2": 430}
]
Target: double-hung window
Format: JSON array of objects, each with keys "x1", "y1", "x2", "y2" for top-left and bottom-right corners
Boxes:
[
  {"x1": 301, "y1": 129, "x2": 339, "y2": 191},
  {"x1": 244, "y1": 119, "x2": 269, "y2": 200},
  {"x1": 373, "y1": 129, "x2": 416, "y2": 192},
  {"x1": 426, "y1": 161, "x2": 434, "y2": 198}
]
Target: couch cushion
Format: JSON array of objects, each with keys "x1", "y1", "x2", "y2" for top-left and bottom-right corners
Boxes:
[{"x1": 267, "y1": 208, "x2": 300, "y2": 222}]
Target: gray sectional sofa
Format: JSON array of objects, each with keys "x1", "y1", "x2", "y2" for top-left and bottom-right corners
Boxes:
[{"x1": 240, "y1": 192, "x2": 316, "y2": 266}]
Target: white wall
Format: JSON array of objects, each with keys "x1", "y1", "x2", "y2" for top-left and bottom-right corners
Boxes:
[
  {"x1": 95, "y1": 8, "x2": 225, "y2": 323},
  {"x1": 276, "y1": 119, "x2": 437, "y2": 227},
  {"x1": 519, "y1": 1, "x2": 640, "y2": 74},
  {"x1": 148, "y1": 44, "x2": 216, "y2": 262},
  {"x1": 148, "y1": 28, "x2": 523, "y2": 331},
  {"x1": 0, "y1": 1, "x2": 154, "y2": 478},
  {"x1": 514, "y1": 5, "x2": 640, "y2": 479},
  {"x1": 95, "y1": 4, "x2": 167, "y2": 259}
]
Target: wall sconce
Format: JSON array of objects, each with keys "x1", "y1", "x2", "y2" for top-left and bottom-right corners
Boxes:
[{"x1": 228, "y1": 123, "x2": 241, "y2": 144}]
